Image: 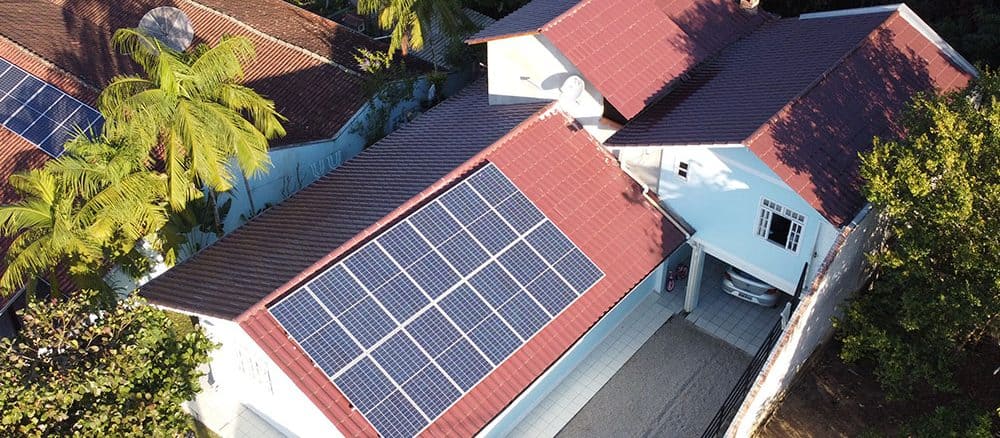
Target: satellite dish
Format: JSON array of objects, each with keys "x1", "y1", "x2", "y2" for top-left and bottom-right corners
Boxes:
[
  {"x1": 139, "y1": 7, "x2": 194, "y2": 51},
  {"x1": 558, "y1": 75, "x2": 585, "y2": 105}
]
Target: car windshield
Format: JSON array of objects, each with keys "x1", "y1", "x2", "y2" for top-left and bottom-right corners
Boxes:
[{"x1": 733, "y1": 267, "x2": 766, "y2": 284}]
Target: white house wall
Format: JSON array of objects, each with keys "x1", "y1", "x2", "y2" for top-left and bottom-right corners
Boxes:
[
  {"x1": 627, "y1": 145, "x2": 838, "y2": 293},
  {"x1": 218, "y1": 80, "x2": 432, "y2": 234},
  {"x1": 486, "y1": 35, "x2": 609, "y2": 140},
  {"x1": 194, "y1": 316, "x2": 344, "y2": 438}
]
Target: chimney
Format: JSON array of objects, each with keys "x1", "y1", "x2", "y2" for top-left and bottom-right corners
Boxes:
[{"x1": 740, "y1": 0, "x2": 760, "y2": 14}]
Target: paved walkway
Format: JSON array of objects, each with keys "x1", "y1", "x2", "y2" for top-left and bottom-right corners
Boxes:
[
  {"x1": 506, "y1": 289, "x2": 685, "y2": 437},
  {"x1": 557, "y1": 317, "x2": 751, "y2": 438}
]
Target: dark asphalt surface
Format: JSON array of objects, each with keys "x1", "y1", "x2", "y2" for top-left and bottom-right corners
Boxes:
[{"x1": 557, "y1": 316, "x2": 751, "y2": 438}]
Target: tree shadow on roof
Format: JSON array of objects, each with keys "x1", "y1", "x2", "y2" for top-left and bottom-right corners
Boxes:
[{"x1": 761, "y1": 26, "x2": 938, "y2": 226}]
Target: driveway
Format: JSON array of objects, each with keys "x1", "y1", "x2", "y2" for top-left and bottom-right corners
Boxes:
[{"x1": 557, "y1": 316, "x2": 751, "y2": 438}]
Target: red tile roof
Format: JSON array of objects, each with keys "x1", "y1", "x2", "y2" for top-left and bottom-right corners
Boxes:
[
  {"x1": 240, "y1": 104, "x2": 682, "y2": 438},
  {"x1": 608, "y1": 7, "x2": 975, "y2": 226},
  {"x1": 141, "y1": 82, "x2": 551, "y2": 319},
  {"x1": 0, "y1": 0, "x2": 394, "y2": 146},
  {"x1": 469, "y1": 0, "x2": 767, "y2": 119}
]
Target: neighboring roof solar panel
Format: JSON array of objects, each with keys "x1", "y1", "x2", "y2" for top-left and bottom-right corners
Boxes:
[
  {"x1": 268, "y1": 163, "x2": 604, "y2": 438},
  {"x1": 0, "y1": 56, "x2": 102, "y2": 157}
]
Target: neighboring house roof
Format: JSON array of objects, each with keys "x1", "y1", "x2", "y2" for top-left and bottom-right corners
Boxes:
[
  {"x1": 468, "y1": 0, "x2": 767, "y2": 119},
  {"x1": 607, "y1": 5, "x2": 976, "y2": 226},
  {"x1": 411, "y1": 8, "x2": 495, "y2": 68},
  {"x1": 0, "y1": 0, "x2": 397, "y2": 146},
  {"x1": 142, "y1": 80, "x2": 685, "y2": 435}
]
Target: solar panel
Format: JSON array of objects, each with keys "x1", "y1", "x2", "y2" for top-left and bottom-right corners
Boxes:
[
  {"x1": 0, "y1": 56, "x2": 103, "y2": 157},
  {"x1": 268, "y1": 163, "x2": 604, "y2": 438}
]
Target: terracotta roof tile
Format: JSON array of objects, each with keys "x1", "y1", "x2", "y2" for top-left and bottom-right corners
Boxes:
[
  {"x1": 609, "y1": 9, "x2": 974, "y2": 226},
  {"x1": 238, "y1": 106, "x2": 682, "y2": 437},
  {"x1": 0, "y1": 0, "x2": 389, "y2": 146},
  {"x1": 467, "y1": 0, "x2": 579, "y2": 42},
  {"x1": 141, "y1": 81, "x2": 549, "y2": 319},
  {"x1": 470, "y1": 0, "x2": 766, "y2": 119}
]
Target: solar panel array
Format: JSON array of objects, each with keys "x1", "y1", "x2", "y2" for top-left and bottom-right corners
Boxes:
[
  {"x1": 0, "y1": 56, "x2": 103, "y2": 157},
  {"x1": 269, "y1": 163, "x2": 604, "y2": 438}
]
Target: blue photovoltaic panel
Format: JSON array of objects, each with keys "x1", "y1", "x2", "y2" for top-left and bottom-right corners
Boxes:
[
  {"x1": 0, "y1": 56, "x2": 102, "y2": 157},
  {"x1": 268, "y1": 163, "x2": 604, "y2": 438},
  {"x1": 402, "y1": 365, "x2": 461, "y2": 419},
  {"x1": 371, "y1": 332, "x2": 429, "y2": 384}
]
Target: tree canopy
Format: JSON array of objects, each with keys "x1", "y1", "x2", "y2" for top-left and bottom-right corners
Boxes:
[
  {"x1": 838, "y1": 70, "x2": 1000, "y2": 398},
  {"x1": 0, "y1": 31, "x2": 285, "y2": 298},
  {"x1": 357, "y1": 0, "x2": 466, "y2": 58},
  {"x1": 0, "y1": 290, "x2": 214, "y2": 436}
]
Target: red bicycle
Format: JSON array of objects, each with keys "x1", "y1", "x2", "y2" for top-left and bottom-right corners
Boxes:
[{"x1": 666, "y1": 263, "x2": 689, "y2": 292}]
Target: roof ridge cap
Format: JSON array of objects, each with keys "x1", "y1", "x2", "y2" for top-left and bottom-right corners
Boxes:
[
  {"x1": 234, "y1": 99, "x2": 559, "y2": 322},
  {"x1": 0, "y1": 34, "x2": 101, "y2": 97},
  {"x1": 179, "y1": 0, "x2": 363, "y2": 77},
  {"x1": 540, "y1": 0, "x2": 591, "y2": 32},
  {"x1": 743, "y1": 10, "x2": 900, "y2": 146}
]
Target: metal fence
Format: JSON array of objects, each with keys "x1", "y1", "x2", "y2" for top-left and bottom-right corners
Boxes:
[
  {"x1": 699, "y1": 317, "x2": 784, "y2": 438},
  {"x1": 700, "y1": 263, "x2": 809, "y2": 438}
]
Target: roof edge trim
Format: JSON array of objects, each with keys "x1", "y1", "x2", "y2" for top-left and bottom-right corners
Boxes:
[
  {"x1": 801, "y1": 4, "x2": 976, "y2": 76},
  {"x1": 798, "y1": 4, "x2": 901, "y2": 19},
  {"x1": 894, "y1": 4, "x2": 978, "y2": 76},
  {"x1": 234, "y1": 101, "x2": 562, "y2": 323},
  {"x1": 465, "y1": 30, "x2": 541, "y2": 45}
]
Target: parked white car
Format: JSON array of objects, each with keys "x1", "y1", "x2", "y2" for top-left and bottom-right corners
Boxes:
[{"x1": 722, "y1": 266, "x2": 780, "y2": 307}]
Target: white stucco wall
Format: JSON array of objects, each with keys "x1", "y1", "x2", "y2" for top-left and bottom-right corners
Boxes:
[
  {"x1": 726, "y1": 205, "x2": 881, "y2": 437},
  {"x1": 192, "y1": 316, "x2": 344, "y2": 438},
  {"x1": 619, "y1": 145, "x2": 838, "y2": 293},
  {"x1": 486, "y1": 35, "x2": 612, "y2": 140}
]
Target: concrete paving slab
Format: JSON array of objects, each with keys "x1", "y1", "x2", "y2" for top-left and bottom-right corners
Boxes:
[{"x1": 557, "y1": 316, "x2": 751, "y2": 438}]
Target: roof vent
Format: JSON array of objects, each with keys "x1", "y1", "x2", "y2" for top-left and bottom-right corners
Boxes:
[
  {"x1": 740, "y1": 0, "x2": 760, "y2": 14},
  {"x1": 139, "y1": 7, "x2": 194, "y2": 51}
]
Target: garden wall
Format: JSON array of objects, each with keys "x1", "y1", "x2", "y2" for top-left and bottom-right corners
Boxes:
[{"x1": 726, "y1": 205, "x2": 884, "y2": 437}]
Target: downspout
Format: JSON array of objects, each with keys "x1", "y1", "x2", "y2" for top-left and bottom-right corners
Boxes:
[{"x1": 617, "y1": 162, "x2": 692, "y2": 240}]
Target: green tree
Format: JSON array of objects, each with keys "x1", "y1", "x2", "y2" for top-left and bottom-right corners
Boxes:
[
  {"x1": 0, "y1": 136, "x2": 168, "y2": 297},
  {"x1": 100, "y1": 29, "x2": 285, "y2": 212},
  {"x1": 358, "y1": 0, "x2": 466, "y2": 58},
  {"x1": 0, "y1": 290, "x2": 214, "y2": 436},
  {"x1": 0, "y1": 169, "x2": 95, "y2": 297},
  {"x1": 838, "y1": 70, "x2": 1000, "y2": 398}
]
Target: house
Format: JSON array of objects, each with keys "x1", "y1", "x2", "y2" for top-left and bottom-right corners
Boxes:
[
  {"x1": 0, "y1": 0, "x2": 432, "y2": 236},
  {"x1": 607, "y1": 4, "x2": 975, "y2": 312},
  {"x1": 139, "y1": 0, "x2": 976, "y2": 437},
  {"x1": 141, "y1": 78, "x2": 688, "y2": 436}
]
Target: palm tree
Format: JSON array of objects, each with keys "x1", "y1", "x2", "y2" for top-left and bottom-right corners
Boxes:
[
  {"x1": 0, "y1": 136, "x2": 169, "y2": 297},
  {"x1": 359, "y1": 0, "x2": 466, "y2": 59},
  {"x1": 0, "y1": 169, "x2": 92, "y2": 297},
  {"x1": 99, "y1": 29, "x2": 286, "y2": 212}
]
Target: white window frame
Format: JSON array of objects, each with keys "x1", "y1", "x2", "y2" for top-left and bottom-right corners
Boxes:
[
  {"x1": 676, "y1": 160, "x2": 690, "y2": 181},
  {"x1": 755, "y1": 198, "x2": 806, "y2": 252}
]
